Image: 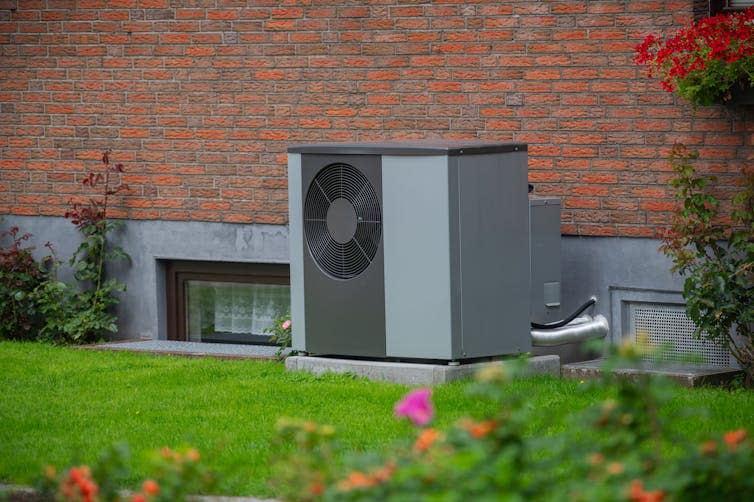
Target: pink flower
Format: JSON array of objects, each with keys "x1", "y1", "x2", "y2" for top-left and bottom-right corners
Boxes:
[
  {"x1": 394, "y1": 388, "x2": 433, "y2": 426},
  {"x1": 282, "y1": 319, "x2": 291, "y2": 330}
]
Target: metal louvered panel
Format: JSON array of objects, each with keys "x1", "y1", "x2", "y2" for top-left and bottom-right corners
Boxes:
[
  {"x1": 303, "y1": 162, "x2": 382, "y2": 280},
  {"x1": 628, "y1": 303, "x2": 731, "y2": 367}
]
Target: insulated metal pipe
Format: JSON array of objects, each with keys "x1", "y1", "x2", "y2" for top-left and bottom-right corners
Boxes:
[{"x1": 530, "y1": 314, "x2": 609, "y2": 347}]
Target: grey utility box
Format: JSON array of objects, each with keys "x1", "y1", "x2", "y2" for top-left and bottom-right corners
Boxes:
[
  {"x1": 529, "y1": 196, "x2": 562, "y2": 324},
  {"x1": 288, "y1": 142, "x2": 531, "y2": 361}
]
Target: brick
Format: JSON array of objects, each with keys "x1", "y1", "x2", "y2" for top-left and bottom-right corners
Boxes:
[{"x1": 0, "y1": 2, "x2": 746, "y2": 234}]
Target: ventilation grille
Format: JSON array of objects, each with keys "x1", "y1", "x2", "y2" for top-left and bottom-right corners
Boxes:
[
  {"x1": 304, "y1": 162, "x2": 382, "y2": 280},
  {"x1": 630, "y1": 304, "x2": 731, "y2": 367}
]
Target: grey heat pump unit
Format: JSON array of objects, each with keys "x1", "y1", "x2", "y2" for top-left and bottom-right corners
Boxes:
[{"x1": 287, "y1": 142, "x2": 531, "y2": 361}]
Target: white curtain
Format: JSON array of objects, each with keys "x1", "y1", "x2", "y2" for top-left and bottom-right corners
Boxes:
[{"x1": 187, "y1": 281, "x2": 288, "y2": 340}]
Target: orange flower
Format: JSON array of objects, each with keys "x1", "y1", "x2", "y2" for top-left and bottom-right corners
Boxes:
[
  {"x1": 606, "y1": 462, "x2": 625, "y2": 476},
  {"x1": 462, "y1": 419, "x2": 497, "y2": 438},
  {"x1": 60, "y1": 465, "x2": 98, "y2": 502},
  {"x1": 700, "y1": 440, "x2": 717, "y2": 455},
  {"x1": 186, "y1": 448, "x2": 201, "y2": 463},
  {"x1": 413, "y1": 427, "x2": 442, "y2": 453},
  {"x1": 723, "y1": 428, "x2": 747, "y2": 451},
  {"x1": 628, "y1": 479, "x2": 665, "y2": 502},
  {"x1": 588, "y1": 452, "x2": 605, "y2": 467},
  {"x1": 142, "y1": 479, "x2": 160, "y2": 497},
  {"x1": 337, "y1": 471, "x2": 377, "y2": 492},
  {"x1": 372, "y1": 461, "x2": 396, "y2": 483},
  {"x1": 44, "y1": 465, "x2": 57, "y2": 480},
  {"x1": 309, "y1": 482, "x2": 326, "y2": 496},
  {"x1": 131, "y1": 493, "x2": 146, "y2": 502}
]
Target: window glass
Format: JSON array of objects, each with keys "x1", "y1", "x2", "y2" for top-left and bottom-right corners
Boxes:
[{"x1": 186, "y1": 280, "x2": 290, "y2": 343}]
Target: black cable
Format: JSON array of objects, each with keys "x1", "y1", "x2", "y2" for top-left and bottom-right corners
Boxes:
[{"x1": 530, "y1": 297, "x2": 596, "y2": 330}]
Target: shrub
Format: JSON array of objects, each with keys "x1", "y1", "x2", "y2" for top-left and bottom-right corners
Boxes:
[
  {"x1": 660, "y1": 144, "x2": 754, "y2": 385},
  {"x1": 37, "y1": 150, "x2": 131, "y2": 344},
  {"x1": 0, "y1": 225, "x2": 52, "y2": 340}
]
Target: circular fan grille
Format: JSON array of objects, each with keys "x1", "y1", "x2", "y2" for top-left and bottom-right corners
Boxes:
[{"x1": 304, "y1": 162, "x2": 382, "y2": 280}]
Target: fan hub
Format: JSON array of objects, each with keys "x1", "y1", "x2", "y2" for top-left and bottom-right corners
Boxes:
[{"x1": 326, "y1": 197, "x2": 358, "y2": 244}]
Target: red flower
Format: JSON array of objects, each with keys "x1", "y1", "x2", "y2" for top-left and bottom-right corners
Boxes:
[
  {"x1": 142, "y1": 479, "x2": 160, "y2": 497},
  {"x1": 635, "y1": 7, "x2": 754, "y2": 105},
  {"x1": 723, "y1": 428, "x2": 748, "y2": 451},
  {"x1": 629, "y1": 479, "x2": 666, "y2": 502}
]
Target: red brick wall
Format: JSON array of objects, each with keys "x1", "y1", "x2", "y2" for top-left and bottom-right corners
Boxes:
[{"x1": 1, "y1": 0, "x2": 751, "y2": 234}]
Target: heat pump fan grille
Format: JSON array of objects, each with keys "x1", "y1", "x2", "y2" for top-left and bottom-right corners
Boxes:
[{"x1": 304, "y1": 162, "x2": 382, "y2": 280}]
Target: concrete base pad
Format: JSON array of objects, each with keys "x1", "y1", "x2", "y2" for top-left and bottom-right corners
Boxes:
[
  {"x1": 562, "y1": 359, "x2": 742, "y2": 387},
  {"x1": 285, "y1": 354, "x2": 560, "y2": 385}
]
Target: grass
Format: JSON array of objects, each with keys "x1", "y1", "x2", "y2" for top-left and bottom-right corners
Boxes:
[{"x1": 1, "y1": 341, "x2": 753, "y2": 498}]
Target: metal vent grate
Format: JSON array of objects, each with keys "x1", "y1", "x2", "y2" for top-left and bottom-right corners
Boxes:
[
  {"x1": 629, "y1": 304, "x2": 730, "y2": 366},
  {"x1": 304, "y1": 162, "x2": 382, "y2": 280}
]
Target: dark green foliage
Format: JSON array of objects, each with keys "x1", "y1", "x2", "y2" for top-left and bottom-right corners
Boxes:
[{"x1": 0, "y1": 225, "x2": 52, "y2": 340}]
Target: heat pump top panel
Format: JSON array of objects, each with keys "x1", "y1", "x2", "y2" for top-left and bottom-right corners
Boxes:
[{"x1": 288, "y1": 141, "x2": 526, "y2": 156}]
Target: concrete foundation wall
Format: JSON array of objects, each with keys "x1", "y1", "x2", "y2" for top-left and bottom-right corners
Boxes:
[
  {"x1": 2, "y1": 216, "x2": 683, "y2": 361},
  {"x1": 542, "y1": 236, "x2": 684, "y2": 362},
  {"x1": 2, "y1": 216, "x2": 288, "y2": 341}
]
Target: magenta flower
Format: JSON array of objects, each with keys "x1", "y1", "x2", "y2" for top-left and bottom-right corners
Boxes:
[
  {"x1": 282, "y1": 320, "x2": 291, "y2": 330},
  {"x1": 394, "y1": 388, "x2": 433, "y2": 426}
]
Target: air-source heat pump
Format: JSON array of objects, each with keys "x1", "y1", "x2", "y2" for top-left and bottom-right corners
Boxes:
[{"x1": 287, "y1": 142, "x2": 531, "y2": 361}]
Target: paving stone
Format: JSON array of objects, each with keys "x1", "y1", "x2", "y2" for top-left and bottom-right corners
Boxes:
[{"x1": 562, "y1": 358, "x2": 742, "y2": 387}]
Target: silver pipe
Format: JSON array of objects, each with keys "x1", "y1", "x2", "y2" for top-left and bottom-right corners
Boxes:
[{"x1": 531, "y1": 314, "x2": 609, "y2": 347}]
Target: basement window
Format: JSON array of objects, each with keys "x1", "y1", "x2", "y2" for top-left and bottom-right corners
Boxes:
[
  {"x1": 166, "y1": 260, "x2": 290, "y2": 344},
  {"x1": 709, "y1": 0, "x2": 754, "y2": 14},
  {"x1": 724, "y1": 0, "x2": 754, "y2": 8}
]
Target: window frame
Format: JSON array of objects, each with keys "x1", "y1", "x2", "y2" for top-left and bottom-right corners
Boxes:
[
  {"x1": 707, "y1": 0, "x2": 754, "y2": 16},
  {"x1": 165, "y1": 260, "x2": 290, "y2": 344}
]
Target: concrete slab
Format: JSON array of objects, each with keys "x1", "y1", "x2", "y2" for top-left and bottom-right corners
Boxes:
[
  {"x1": 562, "y1": 358, "x2": 742, "y2": 387},
  {"x1": 285, "y1": 355, "x2": 560, "y2": 385},
  {"x1": 0, "y1": 484, "x2": 278, "y2": 502},
  {"x1": 88, "y1": 340, "x2": 289, "y2": 360}
]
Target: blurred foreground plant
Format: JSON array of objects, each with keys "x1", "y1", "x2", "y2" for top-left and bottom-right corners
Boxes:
[
  {"x1": 271, "y1": 349, "x2": 753, "y2": 501},
  {"x1": 39, "y1": 444, "x2": 216, "y2": 502}
]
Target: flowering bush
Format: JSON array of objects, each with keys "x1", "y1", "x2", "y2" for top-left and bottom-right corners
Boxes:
[
  {"x1": 56, "y1": 466, "x2": 98, "y2": 502},
  {"x1": 635, "y1": 7, "x2": 754, "y2": 106},
  {"x1": 39, "y1": 444, "x2": 215, "y2": 502},
  {"x1": 660, "y1": 144, "x2": 754, "y2": 385},
  {"x1": 271, "y1": 351, "x2": 754, "y2": 501},
  {"x1": 263, "y1": 310, "x2": 293, "y2": 358}
]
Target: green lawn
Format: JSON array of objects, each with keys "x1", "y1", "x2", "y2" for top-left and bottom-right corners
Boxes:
[{"x1": 1, "y1": 341, "x2": 753, "y2": 498}]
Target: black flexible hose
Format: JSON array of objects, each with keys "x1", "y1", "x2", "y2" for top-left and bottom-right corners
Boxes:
[{"x1": 530, "y1": 297, "x2": 597, "y2": 330}]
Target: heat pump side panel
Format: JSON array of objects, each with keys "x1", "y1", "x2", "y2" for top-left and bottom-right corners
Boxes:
[
  {"x1": 300, "y1": 154, "x2": 386, "y2": 358},
  {"x1": 529, "y1": 197, "x2": 562, "y2": 324},
  {"x1": 287, "y1": 152, "x2": 306, "y2": 351},
  {"x1": 455, "y1": 150, "x2": 532, "y2": 357},
  {"x1": 383, "y1": 154, "x2": 456, "y2": 360}
]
